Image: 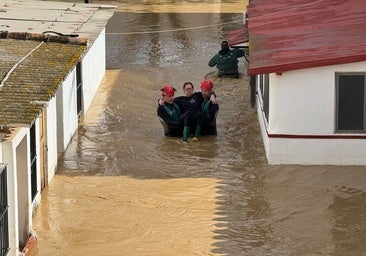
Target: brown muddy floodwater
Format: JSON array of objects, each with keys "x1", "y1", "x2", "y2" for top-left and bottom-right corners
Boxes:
[{"x1": 31, "y1": 1, "x2": 366, "y2": 256}]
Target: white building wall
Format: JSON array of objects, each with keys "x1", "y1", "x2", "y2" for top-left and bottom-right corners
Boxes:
[
  {"x1": 56, "y1": 30, "x2": 106, "y2": 153},
  {"x1": 47, "y1": 97, "x2": 58, "y2": 183},
  {"x1": 256, "y1": 103, "x2": 270, "y2": 160},
  {"x1": 82, "y1": 29, "x2": 106, "y2": 114},
  {"x1": 257, "y1": 61, "x2": 366, "y2": 165},
  {"x1": 2, "y1": 128, "x2": 29, "y2": 256},
  {"x1": 15, "y1": 134, "x2": 30, "y2": 246},
  {"x1": 56, "y1": 68, "x2": 78, "y2": 153},
  {"x1": 268, "y1": 136, "x2": 366, "y2": 165},
  {"x1": 268, "y1": 66, "x2": 335, "y2": 135}
]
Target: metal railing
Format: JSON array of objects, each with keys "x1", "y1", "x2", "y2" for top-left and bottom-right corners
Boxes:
[{"x1": 0, "y1": 164, "x2": 9, "y2": 256}]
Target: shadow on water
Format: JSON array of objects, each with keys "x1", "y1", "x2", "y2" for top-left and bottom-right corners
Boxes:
[{"x1": 33, "y1": 7, "x2": 366, "y2": 256}]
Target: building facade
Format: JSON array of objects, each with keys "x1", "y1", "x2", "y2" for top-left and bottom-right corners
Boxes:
[{"x1": 230, "y1": 0, "x2": 366, "y2": 165}]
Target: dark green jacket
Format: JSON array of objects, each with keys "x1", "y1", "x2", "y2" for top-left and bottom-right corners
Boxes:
[
  {"x1": 208, "y1": 48, "x2": 245, "y2": 72},
  {"x1": 157, "y1": 103, "x2": 181, "y2": 125}
]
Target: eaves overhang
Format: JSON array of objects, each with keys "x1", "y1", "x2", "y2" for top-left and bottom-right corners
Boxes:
[{"x1": 248, "y1": 54, "x2": 366, "y2": 76}]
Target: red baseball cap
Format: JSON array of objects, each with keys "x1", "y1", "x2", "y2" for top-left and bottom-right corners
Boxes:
[
  {"x1": 160, "y1": 85, "x2": 176, "y2": 97},
  {"x1": 200, "y1": 80, "x2": 214, "y2": 91}
]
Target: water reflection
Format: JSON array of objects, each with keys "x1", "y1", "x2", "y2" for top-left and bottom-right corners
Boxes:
[{"x1": 106, "y1": 12, "x2": 242, "y2": 68}]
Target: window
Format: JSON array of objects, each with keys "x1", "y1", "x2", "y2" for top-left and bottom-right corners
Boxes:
[
  {"x1": 336, "y1": 73, "x2": 366, "y2": 132},
  {"x1": 76, "y1": 62, "x2": 83, "y2": 119},
  {"x1": 258, "y1": 74, "x2": 269, "y2": 122},
  {"x1": 30, "y1": 124, "x2": 37, "y2": 200},
  {"x1": 0, "y1": 164, "x2": 9, "y2": 256}
]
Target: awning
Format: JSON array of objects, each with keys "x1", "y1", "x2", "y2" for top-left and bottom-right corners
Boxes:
[{"x1": 227, "y1": 27, "x2": 248, "y2": 46}]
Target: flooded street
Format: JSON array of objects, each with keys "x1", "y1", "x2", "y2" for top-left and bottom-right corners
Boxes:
[{"x1": 31, "y1": 1, "x2": 366, "y2": 255}]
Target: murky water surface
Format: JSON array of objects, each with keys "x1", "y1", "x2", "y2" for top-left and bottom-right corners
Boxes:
[{"x1": 32, "y1": 1, "x2": 366, "y2": 255}]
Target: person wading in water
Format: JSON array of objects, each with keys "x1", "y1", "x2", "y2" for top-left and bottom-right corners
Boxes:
[
  {"x1": 158, "y1": 82, "x2": 218, "y2": 142},
  {"x1": 208, "y1": 40, "x2": 245, "y2": 78}
]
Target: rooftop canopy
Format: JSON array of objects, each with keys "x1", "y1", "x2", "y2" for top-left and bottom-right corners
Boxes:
[{"x1": 247, "y1": 0, "x2": 366, "y2": 75}]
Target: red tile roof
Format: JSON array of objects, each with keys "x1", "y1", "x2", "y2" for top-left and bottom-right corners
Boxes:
[
  {"x1": 228, "y1": 27, "x2": 248, "y2": 46},
  {"x1": 247, "y1": 0, "x2": 366, "y2": 75}
]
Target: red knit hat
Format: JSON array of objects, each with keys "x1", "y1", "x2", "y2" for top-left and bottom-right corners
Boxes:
[
  {"x1": 200, "y1": 80, "x2": 214, "y2": 91},
  {"x1": 160, "y1": 85, "x2": 176, "y2": 97}
]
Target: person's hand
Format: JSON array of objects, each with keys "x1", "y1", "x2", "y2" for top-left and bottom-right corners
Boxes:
[
  {"x1": 210, "y1": 94, "x2": 218, "y2": 104},
  {"x1": 158, "y1": 99, "x2": 165, "y2": 105}
]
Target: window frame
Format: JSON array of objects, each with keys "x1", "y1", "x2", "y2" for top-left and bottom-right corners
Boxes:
[
  {"x1": 258, "y1": 74, "x2": 269, "y2": 122},
  {"x1": 335, "y1": 72, "x2": 366, "y2": 133}
]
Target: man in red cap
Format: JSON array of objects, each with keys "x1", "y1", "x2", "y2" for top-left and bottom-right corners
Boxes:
[
  {"x1": 157, "y1": 85, "x2": 183, "y2": 137},
  {"x1": 200, "y1": 79, "x2": 219, "y2": 135},
  {"x1": 200, "y1": 79, "x2": 214, "y2": 92}
]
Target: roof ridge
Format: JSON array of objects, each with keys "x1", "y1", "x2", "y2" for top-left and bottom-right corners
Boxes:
[{"x1": 0, "y1": 31, "x2": 88, "y2": 45}]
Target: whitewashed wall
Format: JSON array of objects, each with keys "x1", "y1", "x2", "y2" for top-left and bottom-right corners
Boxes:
[
  {"x1": 2, "y1": 128, "x2": 29, "y2": 256},
  {"x1": 268, "y1": 136, "x2": 366, "y2": 165},
  {"x1": 47, "y1": 96, "x2": 58, "y2": 183},
  {"x1": 55, "y1": 29, "x2": 106, "y2": 152},
  {"x1": 82, "y1": 29, "x2": 106, "y2": 114},
  {"x1": 269, "y1": 66, "x2": 335, "y2": 135},
  {"x1": 56, "y1": 67, "x2": 78, "y2": 153},
  {"x1": 256, "y1": 105, "x2": 270, "y2": 161},
  {"x1": 257, "y1": 61, "x2": 366, "y2": 165}
]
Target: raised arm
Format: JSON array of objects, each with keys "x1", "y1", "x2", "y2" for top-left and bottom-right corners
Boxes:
[{"x1": 208, "y1": 54, "x2": 217, "y2": 67}]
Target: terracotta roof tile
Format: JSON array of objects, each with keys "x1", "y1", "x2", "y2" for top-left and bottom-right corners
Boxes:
[{"x1": 247, "y1": 0, "x2": 366, "y2": 75}]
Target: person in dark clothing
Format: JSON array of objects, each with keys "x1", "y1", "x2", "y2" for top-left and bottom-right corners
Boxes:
[
  {"x1": 158, "y1": 82, "x2": 218, "y2": 142},
  {"x1": 208, "y1": 40, "x2": 245, "y2": 78},
  {"x1": 174, "y1": 81, "x2": 218, "y2": 142},
  {"x1": 174, "y1": 82, "x2": 204, "y2": 142},
  {"x1": 200, "y1": 80, "x2": 219, "y2": 135},
  {"x1": 157, "y1": 85, "x2": 183, "y2": 137}
]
